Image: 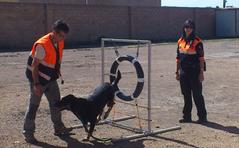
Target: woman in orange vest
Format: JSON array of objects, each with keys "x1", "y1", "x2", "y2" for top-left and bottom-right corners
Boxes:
[
  {"x1": 176, "y1": 19, "x2": 207, "y2": 124},
  {"x1": 23, "y1": 20, "x2": 70, "y2": 144}
]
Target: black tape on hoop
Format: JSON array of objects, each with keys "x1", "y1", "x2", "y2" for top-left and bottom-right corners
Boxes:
[{"x1": 110, "y1": 55, "x2": 144, "y2": 101}]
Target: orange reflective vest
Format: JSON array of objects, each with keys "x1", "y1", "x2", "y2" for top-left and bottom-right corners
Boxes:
[
  {"x1": 177, "y1": 36, "x2": 204, "y2": 70},
  {"x1": 178, "y1": 36, "x2": 201, "y2": 55},
  {"x1": 26, "y1": 33, "x2": 64, "y2": 85}
]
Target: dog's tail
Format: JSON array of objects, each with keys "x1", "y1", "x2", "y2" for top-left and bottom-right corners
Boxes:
[{"x1": 111, "y1": 70, "x2": 121, "y2": 87}]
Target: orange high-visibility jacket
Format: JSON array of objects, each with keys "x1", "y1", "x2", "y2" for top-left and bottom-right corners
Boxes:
[
  {"x1": 26, "y1": 33, "x2": 64, "y2": 85},
  {"x1": 178, "y1": 36, "x2": 201, "y2": 55},
  {"x1": 176, "y1": 36, "x2": 205, "y2": 70}
]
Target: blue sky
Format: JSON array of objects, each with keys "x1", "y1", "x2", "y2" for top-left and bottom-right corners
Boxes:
[{"x1": 162, "y1": 0, "x2": 239, "y2": 8}]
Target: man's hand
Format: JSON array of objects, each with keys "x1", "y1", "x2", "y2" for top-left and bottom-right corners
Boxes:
[
  {"x1": 199, "y1": 72, "x2": 204, "y2": 82},
  {"x1": 33, "y1": 83, "x2": 43, "y2": 97},
  {"x1": 31, "y1": 57, "x2": 43, "y2": 96}
]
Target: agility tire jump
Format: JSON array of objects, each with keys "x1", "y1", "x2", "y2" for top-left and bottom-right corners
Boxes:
[{"x1": 110, "y1": 55, "x2": 144, "y2": 101}]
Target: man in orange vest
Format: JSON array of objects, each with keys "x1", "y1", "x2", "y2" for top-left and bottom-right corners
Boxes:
[
  {"x1": 23, "y1": 20, "x2": 70, "y2": 144},
  {"x1": 176, "y1": 19, "x2": 207, "y2": 124}
]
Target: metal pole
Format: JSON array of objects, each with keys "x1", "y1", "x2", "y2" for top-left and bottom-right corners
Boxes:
[
  {"x1": 102, "y1": 38, "x2": 150, "y2": 44},
  {"x1": 101, "y1": 39, "x2": 105, "y2": 84},
  {"x1": 223, "y1": 0, "x2": 227, "y2": 8},
  {"x1": 71, "y1": 115, "x2": 136, "y2": 129},
  {"x1": 112, "y1": 126, "x2": 181, "y2": 142},
  {"x1": 148, "y1": 42, "x2": 152, "y2": 132},
  {"x1": 108, "y1": 122, "x2": 145, "y2": 134}
]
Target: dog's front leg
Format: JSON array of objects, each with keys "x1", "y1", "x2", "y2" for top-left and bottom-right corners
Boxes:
[
  {"x1": 83, "y1": 121, "x2": 96, "y2": 141},
  {"x1": 103, "y1": 106, "x2": 113, "y2": 119},
  {"x1": 83, "y1": 124, "x2": 89, "y2": 133},
  {"x1": 96, "y1": 109, "x2": 104, "y2": 124}
]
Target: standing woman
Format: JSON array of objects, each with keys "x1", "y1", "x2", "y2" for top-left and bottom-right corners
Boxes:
[{"x1": 176, "y1": 19, "x2": 207, "y2": 124}]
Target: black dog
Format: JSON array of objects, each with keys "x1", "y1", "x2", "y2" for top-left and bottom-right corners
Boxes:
[{"x1": 56, "y1": 71, "x2": 121, "y2": 141}]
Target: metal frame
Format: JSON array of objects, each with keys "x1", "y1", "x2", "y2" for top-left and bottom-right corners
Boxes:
[
  {"x1": 72, "y1": 38, "x2": 180, "y2": 142},
  {"x1": 101, "y1": 38, "x2": 152, "y2": 131},
  {"x1": 100, "y1": 38, "x2": 180, "y2": 141}
]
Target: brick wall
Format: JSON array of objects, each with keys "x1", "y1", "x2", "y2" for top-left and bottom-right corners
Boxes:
[
  {"x1": 0, "y1": 2, "x2": 218, "y2": 50},
  {"x1": 0, "y1": 3, "x2": 45, "y2": 49},
  {"x1": 11, "y1": 0, "x2": 161, "y2": 7}
]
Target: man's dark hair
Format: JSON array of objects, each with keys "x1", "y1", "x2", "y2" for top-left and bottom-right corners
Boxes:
[{"x1": 52, "y1": 20, "x2": 69, "y2": 33}]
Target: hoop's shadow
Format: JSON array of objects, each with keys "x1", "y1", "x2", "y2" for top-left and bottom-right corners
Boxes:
[
  {"x1": 151, "y1": 135, "x2": 200, "y2": 148},
  {"x1": 55, "y1": 129, "x2": 202, "y2": 148},
  {"x1": 198, "y1": 121, "x2": 239, "y2": 135},
  {"x1": 58, "y1": 135, "x2": 146, "y2": 148}
]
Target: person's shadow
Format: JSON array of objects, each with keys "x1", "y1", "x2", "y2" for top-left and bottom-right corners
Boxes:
[
  {"x1": 31, "y1": 135, "x2": 109, "y2": 148},
  {"x1": 198, "y1": 121, "x2": 239, "y2": 135},
  {"x1": 150, "y1": 121, "x2": 239, "y2": 148},
  {"x1": 151, "y1": 135, "x2": 200, "y2": 148}
]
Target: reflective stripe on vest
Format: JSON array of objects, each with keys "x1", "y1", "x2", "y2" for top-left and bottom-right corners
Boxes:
[
  {"x1": 178, "y1": 37, "x2": 201, "y2": 55},
  {"x1": 27, "y1": 65, "x2": 51, "y2": 81}
]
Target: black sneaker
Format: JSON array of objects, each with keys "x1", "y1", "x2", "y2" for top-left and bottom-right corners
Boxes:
[
  {"x1": 179, "y1": 118, "x2": 192, "y2": 123},
  {"x1": 196, "y1": 118, "x2": 208, "y2": 124}
]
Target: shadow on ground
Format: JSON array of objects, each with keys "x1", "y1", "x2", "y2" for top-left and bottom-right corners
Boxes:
[
  {"x1": 29, "y1": 133, "x2": 204, "y2": 148},
  {"x1": 30, "y1": 134, "x2": 147, "y2": 148},
  {"x1": 201, "y1": 121, "x2": 239, "y2": 135}
]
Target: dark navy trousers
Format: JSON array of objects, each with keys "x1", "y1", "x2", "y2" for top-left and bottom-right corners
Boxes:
[{"x1": 179, "y1": 69, "x2": 207, "y2": 120}]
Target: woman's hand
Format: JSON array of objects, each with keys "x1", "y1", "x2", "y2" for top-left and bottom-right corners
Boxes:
[{"x1": 199, "y1": 72, "x2": 204, "y2": 82}]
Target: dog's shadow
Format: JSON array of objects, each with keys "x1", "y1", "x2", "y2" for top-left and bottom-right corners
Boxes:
[
  {"x1": 58, "y1": 135, "x2": 97, "y2": 148},
  {"x1": 31, "y1": 141, "x2": 65, "y2": 148}
]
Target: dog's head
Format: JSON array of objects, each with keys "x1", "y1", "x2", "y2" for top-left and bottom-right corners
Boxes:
[
  {"x1": 106, "y1": 88, "x2": 116, "y2": 108},
  {"x1": 105, "y1": 70, "x2": 121, "y2": 108},
  {"x1": 55, "y1": 94, "x2": 76, "y2": 111}
]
